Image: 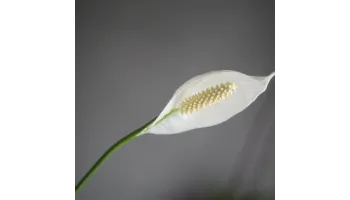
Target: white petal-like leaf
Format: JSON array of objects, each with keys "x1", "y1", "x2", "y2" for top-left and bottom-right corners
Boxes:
[{"x1": 145, "y1": 70, "x2": 275, "y2": 135}]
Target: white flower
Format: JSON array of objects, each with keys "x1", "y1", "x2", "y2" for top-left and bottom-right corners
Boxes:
[
  {"x1": 75, "y1": 70, "x2": 276, "y2": 194},
  {"x1": 144, "y1": 70, "x2": 275, "y2": 135}
]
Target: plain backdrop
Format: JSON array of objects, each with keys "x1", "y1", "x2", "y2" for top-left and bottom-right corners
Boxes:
[{"x1": 76, "y1": 0, "x2": 275, "y2": 199}]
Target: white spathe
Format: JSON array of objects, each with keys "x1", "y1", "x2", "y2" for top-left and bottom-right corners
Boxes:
[{"x1": 145, "y1": 70, "x2": 275, "y2": 135}]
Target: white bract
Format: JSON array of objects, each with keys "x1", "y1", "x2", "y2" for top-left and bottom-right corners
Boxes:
[{"x1": 144, "y1": 70, "x2": 275, "y2": 135}]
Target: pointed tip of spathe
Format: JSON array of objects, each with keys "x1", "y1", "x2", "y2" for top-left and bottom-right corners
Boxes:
[
  {"x1": 266, "y1": 72, "x2": 280, "y2": 81},
  {"x1": 263, "y1": 71, "x2": 275, "y2": 82},
  {"x1": 264, "y1": 71, "x2": 275, "y2": 83},
  {"x1": 254, "y1": 71, "x2": 275, "y2": 90},
  {"x1": 254, "y1": 71, "x2": 275, "y2": 84}
]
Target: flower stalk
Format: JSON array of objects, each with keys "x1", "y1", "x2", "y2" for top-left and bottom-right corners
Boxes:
[{"x1": 75, "y1": 116, "x2": 157, "y2": 194}]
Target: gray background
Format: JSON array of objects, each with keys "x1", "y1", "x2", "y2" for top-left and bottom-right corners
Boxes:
[{"x1": 76, "y1": 0, "x2": 274, "y2": 199}]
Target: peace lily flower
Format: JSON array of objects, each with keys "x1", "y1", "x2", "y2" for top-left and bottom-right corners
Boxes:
[
  {"x1": 76, "y1": 70, "x2": 275, "y2": 195},
  {"x1": 144, "y1": 70, "x2": 275, "y2": 134}
]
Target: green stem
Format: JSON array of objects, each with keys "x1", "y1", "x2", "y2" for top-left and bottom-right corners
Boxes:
[{"x1": 75, "y1": 117, "x2": 157, "y2": 194}]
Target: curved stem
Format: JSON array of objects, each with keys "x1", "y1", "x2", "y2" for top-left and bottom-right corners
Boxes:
[{"x1": 75, "y1": 117, "x2": 157, "y2": 194}]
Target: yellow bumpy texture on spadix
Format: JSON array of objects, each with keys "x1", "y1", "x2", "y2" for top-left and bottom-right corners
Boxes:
[{"x1": 180, "y1": 82, "x2": 236, "y2": 115}]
